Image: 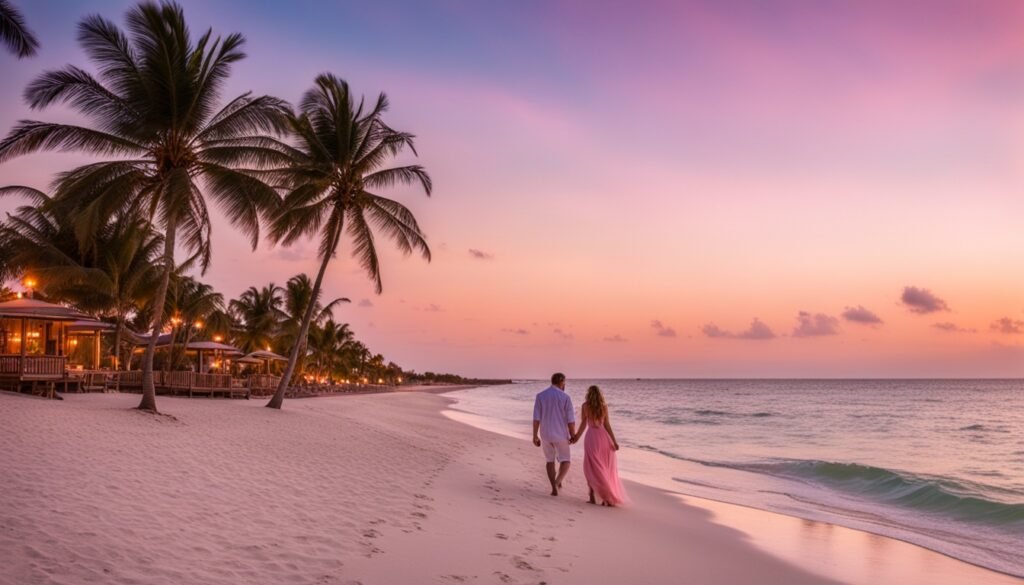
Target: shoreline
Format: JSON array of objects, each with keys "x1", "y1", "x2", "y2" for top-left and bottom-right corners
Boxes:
[
  {"x1": 1, "y1": 391, "x2": 1019, "y2": 584},
  {"x1": 440, "y1": 387, "x2": 1024, "y2": 584},
  {"x1": 442, "y1": 382, "x2": 1024, "y2": 580}
]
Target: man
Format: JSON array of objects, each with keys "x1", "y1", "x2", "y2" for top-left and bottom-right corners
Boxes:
[{"x1": 532, "y1": 372, "x2": 576, "y2": 496}]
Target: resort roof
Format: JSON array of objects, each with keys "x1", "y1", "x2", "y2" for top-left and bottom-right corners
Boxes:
[
  {"x1": 0, "y1": 298, "x2": 93, "y2": 322},
  {"x1": 244, "y1": 350, "x2": 288, "y2": 361},
  {"x1": 184, "y1": 341, "x2": 243, "y2": 354}
]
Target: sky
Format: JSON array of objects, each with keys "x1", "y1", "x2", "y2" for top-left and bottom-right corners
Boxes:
[{"x1": 1, "y1": 0, "x2": 1023, "y2": 378}]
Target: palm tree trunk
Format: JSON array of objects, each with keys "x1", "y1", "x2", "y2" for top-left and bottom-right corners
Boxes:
[
  {"x1": 139, "y1": 216, "x2": 177, "y2": 413},
  {"x1": 113, "y1": 311, "x2": 124, "y2": 371},
  {"x1": 267, "y1": 250, "x2": 332, "y2": 409}
]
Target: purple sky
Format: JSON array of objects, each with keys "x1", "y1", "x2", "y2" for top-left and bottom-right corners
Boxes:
[{"x1": 2, "y1": 1, "x2": 1023, "y2": 377}]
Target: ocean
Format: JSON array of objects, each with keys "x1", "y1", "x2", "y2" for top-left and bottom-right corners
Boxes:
[{"x1": 444, "y1": 379, "x2": 1024, "y2": 577}]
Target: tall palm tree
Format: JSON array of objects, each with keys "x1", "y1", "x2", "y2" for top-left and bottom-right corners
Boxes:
[
  {"x1": 0, "y1": 1, "x2": 290, "y2": 412},
  {"x1": 264, "y1": 74, "x2": 431, "y2": 409},
  {"x1": 229, "y1": 283, "x2": 282, "y2": 353},
  {"x1": 0, "y1": 1, "x2": 39, "y2": 58}
]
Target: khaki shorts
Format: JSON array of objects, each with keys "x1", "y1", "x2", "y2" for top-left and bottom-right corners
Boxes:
[{"x1": 541, "y1": 439, "x2": 571, "y2": 463}]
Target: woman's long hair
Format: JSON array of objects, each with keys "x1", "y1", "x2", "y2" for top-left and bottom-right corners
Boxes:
[{"x1": 584, "y1": 385, "x2": 607, "y2": 421}]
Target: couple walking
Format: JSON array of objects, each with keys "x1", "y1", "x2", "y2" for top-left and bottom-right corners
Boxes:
[{"x1": 531, "y1": 373, "x2": 628, "y2": 506}]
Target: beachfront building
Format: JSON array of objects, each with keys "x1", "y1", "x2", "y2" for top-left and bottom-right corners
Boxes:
[{"x1": 0, "y1": 297, "x2": 106, "y2": 395}]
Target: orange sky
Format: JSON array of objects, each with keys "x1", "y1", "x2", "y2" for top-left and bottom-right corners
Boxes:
[{"x1": 1, "y1": 1, "x2": 1022, "y2": 377}]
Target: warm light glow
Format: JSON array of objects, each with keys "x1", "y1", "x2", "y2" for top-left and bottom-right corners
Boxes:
[
  {"x1": 213, "y1": 334, "x2": 223, "y2": 342},
  {"x1": 265, "y1": 345, "x2": 271, "y2": 352},
  {"x1": 170, "y1": 315, "x2": 182, "y2": 326},
  {"x1": 193, "y1": 320, "x2": 203, "y2": 329},
  {"x1": 15, "y1": 292, "x2": 22, "y2": 299},
  {"x1": 23, "y1": 276, "x2": 36, "y2": 289},
  {"x1": 69, "y1": 339, "x2": 78, "y2": 347},
  {"x1": 377, "y1": 378, "x2": 384, "y2": 384},
  {"x1": 397, "y1": 377, "x2": 402, "y2": 383}
]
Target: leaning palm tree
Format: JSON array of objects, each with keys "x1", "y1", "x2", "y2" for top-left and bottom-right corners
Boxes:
[
  {"x1": 264, "y1": 74, "x2": 431, "y2": 409},
  {"x1": 0, "y1": 1, "x2": 289, "y2": 412},
  {"x1": 0, "y1": 0, "x2": 39, "y2": 58}
]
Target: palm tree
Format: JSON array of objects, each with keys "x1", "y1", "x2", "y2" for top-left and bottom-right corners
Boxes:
[
  {"x1": 163, "y1": 276, "x2": 223, "y2": 370},
  {"x1": 0, "y1": 1, "x2": 290, "y2": 412},
  {"x1": 277, "y1": 273, "x2": 348, "y2": 372},
  {"x1": 229, "y1": 283, "x2": 283, "y2": 353},
  {"x1": 307, "y1": 319, "x2": 353, "y2": 380},
  {"x1": 0, "y1": 1, "x2": 39, "y2": 58},
  {"x1": 0, "y1": 186, "x2": 162, "y2": 368},
  {"x1": 264, "y1": 74, "x2": 431, "y2": 409}
]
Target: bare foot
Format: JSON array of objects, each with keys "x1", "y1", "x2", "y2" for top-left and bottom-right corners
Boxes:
[
  {"x1": 587, "y1": 499, "x2": 596, "y2": 505},
  {"x1": 550, "y1": 488, "x2": 559, "y2": 496}
]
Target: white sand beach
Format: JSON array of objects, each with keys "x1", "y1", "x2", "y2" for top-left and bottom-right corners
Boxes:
[{"x1": 1, "y1": 391, "x2": 1019, "y2": 585}]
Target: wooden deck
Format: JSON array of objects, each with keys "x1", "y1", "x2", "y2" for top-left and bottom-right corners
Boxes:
[
  {"x1": 0, "y1": 355, "x2": 69, "y2": 397},
  {"x1": 114, "y1": 370, "x2": 250, "y2": 399}
]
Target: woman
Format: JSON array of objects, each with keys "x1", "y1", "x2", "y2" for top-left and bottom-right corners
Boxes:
[{"x1": 571, "y1": 385, "x2": 628, "y2": 506}]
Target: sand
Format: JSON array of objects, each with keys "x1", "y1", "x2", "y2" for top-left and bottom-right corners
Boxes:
[{"x1": 1, "y1": 391, "x2": 1019, "y2": 585}]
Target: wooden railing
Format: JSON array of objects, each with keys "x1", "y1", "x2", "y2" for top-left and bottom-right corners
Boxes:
[
  {"x1": 248, "y1": 374, "x2": 281, "y2": 389},
  {"x1": 0, "y1": 354, "x2": 67, "y2": 378}
]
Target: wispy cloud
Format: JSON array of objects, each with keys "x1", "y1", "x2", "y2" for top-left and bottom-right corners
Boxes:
[
  {"x1": 468, "y1": 248, "x2": 494, "y2": 260},
  {"x1": 702, "y1": 318, "x2": 776, "y2": 340},
  {"x1": 841, "y1": 305, "x2": 883, "y2": 325},
  {"x1": 416, "y1": 303, "x2": 443, "y2": 312},
  {"x1": 651, "y1": 320, "x2": 677, "y2": 338},
  {"x1": 901, "y1": 286, "x2": 950, "y2": 314},
  {"x1": 358, "y1": 299, "x2": 374, "y2": 308},
  {"x1": 792, "y1": 311, "x2": 840, "y2": 337},
  {"x1": 603, "y1": 334, "x2": 627, "y2": 343},
  {"x1": 932, "y1": 322, "x2": 976, "y2": 333},
  {"x1": 991, "y1": 317, "x2": 1024, "y2": 334},
  {"x1": 553, "y1": 327, "x2": 574, "y2": 340},
  {"x1": 502, "y1": 328, "x2": 530, "y2": 336}
]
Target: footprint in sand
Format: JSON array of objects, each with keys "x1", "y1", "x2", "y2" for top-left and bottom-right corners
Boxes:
[
  {"x1": 512, "y1": 557, "x2": 537, "y2": 572},
  {"x1": 495, "y1": 533, "x2": 509, "y2": 540}
]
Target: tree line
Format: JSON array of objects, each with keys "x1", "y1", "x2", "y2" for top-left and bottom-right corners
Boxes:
[{"x1": 0, "y1": 1, "x2": 432, "y2": 412}]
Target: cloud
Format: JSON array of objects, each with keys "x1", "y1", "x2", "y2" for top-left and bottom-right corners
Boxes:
[
  {"x1": 358, "y1": 299, "x2": 373, "y2": 308},
  {"x1": 991, "y1": 317, "x2": 1024, "y2": 334},
  {"x1": 792, "y1": 311, "x2": 840, "y2": 337},
  {"x1": 416, "y1": 303, "x2": 443, "y2": 312},
  {"x1": 932, "y1": 322, "x2": 976, "y2": 333},
  {"x1": 552, "y1": 327, "x2": 574, "y2": 340},
  {"x1": 468, "y1": 248, "x2": 494, "y2": 260},
  {"x1": 603, "y1": 334, "x2": 627, "y2": 343},
  {"x1": 702, "y1": 318, "x2": 776, "y2": 340},
  {"x1": 502, "y1": 328, "x2": 531, "y2": 336},
  {"x1": 841, "y1": 305, "x2": 883, "y2": 325},
  {"x1": 901, "y1": 286, "x2": 950, "y2": 314},
  {"x1": 651, "y1": 320, "x2": 677, "y2": 338}
]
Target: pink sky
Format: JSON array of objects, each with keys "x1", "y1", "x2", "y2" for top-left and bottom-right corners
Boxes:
[{"x1": 1, "y1": 0, "x2": 1023, "y2": 377}]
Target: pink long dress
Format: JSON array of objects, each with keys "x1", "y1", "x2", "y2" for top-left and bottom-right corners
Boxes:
[{"x1": 582, "y1": 412, "x2": 629, "y2": 506}]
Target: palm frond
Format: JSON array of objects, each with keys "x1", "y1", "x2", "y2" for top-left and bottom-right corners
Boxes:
[{"x1": 0, "y1": 0, "x2": 39, "y2": 58}]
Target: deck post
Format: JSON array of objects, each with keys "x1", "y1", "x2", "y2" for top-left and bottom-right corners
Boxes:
[{"x1": 18, "y1": 318, "x2": 26, "y2": 377}]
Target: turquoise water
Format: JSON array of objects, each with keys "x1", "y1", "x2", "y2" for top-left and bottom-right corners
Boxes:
[{"x1": 445, "y1": 379, "x2": 1024, "y2": 577}]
